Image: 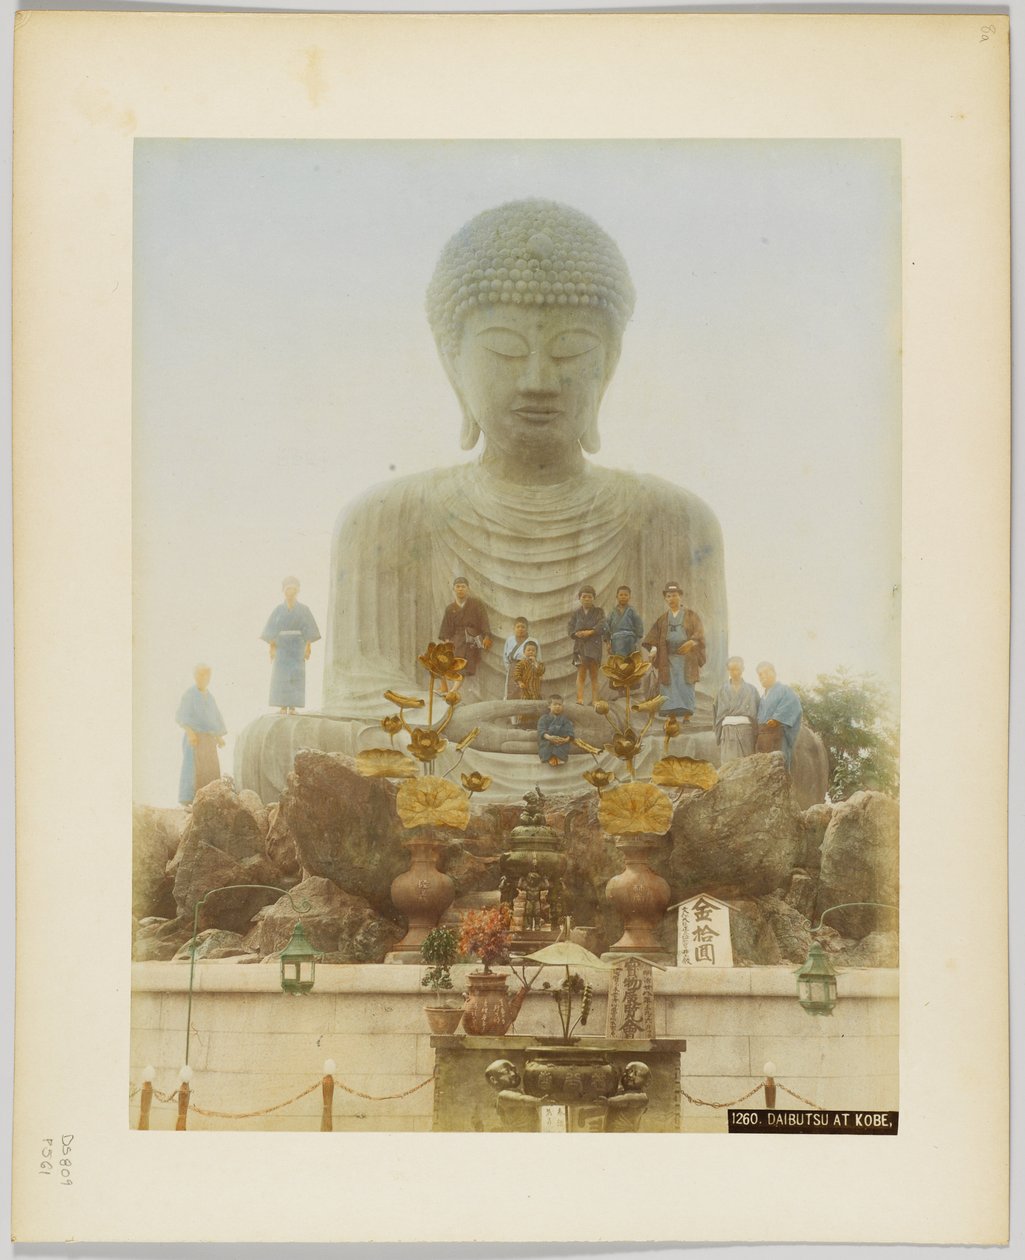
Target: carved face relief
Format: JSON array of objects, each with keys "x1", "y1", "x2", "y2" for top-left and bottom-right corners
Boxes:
[{"x1": 454, "y1": 305, "x2": 612, "y2": 467}]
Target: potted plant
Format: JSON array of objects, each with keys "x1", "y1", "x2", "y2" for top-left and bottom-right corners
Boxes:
[
  {"x1": 420, "y1": 926, "x2": 463, "y2": 1035},
  {"x1": 458, "y1": 904, "x2": 529, "y2": 1036}
]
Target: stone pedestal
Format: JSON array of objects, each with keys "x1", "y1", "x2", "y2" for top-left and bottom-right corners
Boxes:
[{"x1": 429, "y1": 1034, "x2": 687, "y2": 1133}]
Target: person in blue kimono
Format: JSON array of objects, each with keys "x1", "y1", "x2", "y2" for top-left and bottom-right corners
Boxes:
[
  {"x1": 755, "y1": 661, "x2": 803, "y2": 771},
  {"x1": 261, "y1": 576, "x2": 322, "y2": 714},
  {"x1": 176, "y1": 663, "x2": 227, "y2": 807},
  {"x1": 603, "y1": 585, "x2": 645, "y2": 658},
  {"x1": 537, "y1": 695, "x2": 575, "y2": 766}
]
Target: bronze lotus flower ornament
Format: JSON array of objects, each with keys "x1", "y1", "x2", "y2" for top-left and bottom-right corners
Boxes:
[
  {"x1": 601, "y1": 651, "x2": 652, "y2": 691},
  {"x1": 417, "y1": 642, "x2": 468, "y2": 682},
  {"x1": 582, "y1": 767, "x2": 617, "y2": 794},
  {"x1": 461, "y1": 771, "x2": 492, "y2": 795},
  {"x1": 408, "y1": 726, "x2": 449, "y2": 764},
  {"x1": 380, "y1": 713, "x2": 404, "y2": 742}
]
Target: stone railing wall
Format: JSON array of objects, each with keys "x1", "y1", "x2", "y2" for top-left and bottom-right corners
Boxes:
[{"x1": 130, "y1": 962, "x2": 898, "y2": 1132}]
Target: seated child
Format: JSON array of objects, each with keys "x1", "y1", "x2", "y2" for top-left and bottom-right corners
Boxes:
[
  {"x1": 513, "y1": 639, "x2": 545, "y2": 700},
  {"x1": 537, "y1": 694, "x2": 575, "y2": 767}
]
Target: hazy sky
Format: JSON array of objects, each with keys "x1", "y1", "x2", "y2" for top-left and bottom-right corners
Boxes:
[{"x1": 133, "y1": 139, "x2": 900, "y2": 806}]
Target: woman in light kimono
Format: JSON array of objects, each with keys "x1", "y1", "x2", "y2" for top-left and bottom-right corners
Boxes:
[
  {"x1": 261, "y1": 576, "x2": 321, "y2": 714},
  {"x1": 176, "y1": 663, "x2": 227, "y2": 806}
]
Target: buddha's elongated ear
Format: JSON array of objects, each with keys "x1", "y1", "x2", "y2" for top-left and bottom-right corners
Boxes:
[
  {"x1": 579, "y1": 419, "x2": 601, "y2": 454},
  {"x1": 439, "y1": 345, "x2": 482, "y2": 451},
  {"x1": 579, "y1": 337, "x2": 621, "y2": 454},
  {"x1": 460, "y1": 411, "x2": 483, "y2": 451}
]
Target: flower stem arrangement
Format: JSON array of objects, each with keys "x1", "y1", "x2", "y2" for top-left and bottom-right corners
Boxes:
[{"x1": 458, "y1": 903, "x2": 512, "y2": 974}]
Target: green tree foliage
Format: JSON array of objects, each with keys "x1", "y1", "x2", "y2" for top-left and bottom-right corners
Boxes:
[{"x1": 793, "y1": 669, "x2": 899, "y2": 801}]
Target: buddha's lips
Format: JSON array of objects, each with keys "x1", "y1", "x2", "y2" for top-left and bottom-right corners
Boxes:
[{"x1": 512, "y1": 406, "x2": 563, "y2": 422}]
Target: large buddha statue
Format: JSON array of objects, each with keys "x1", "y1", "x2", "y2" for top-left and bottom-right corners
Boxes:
[{"x1": 323, "y1": 199, "x2": 727, "y2": 722}]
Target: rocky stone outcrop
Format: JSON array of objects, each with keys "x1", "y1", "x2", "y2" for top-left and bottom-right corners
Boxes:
[
  {"x1": 280, "y1": 751, "x2": 409, "y2": 913},
  {"x1": 132, "y1": 915, "x2": 194, "y2": 962},
  {"x1": 814, "y1": 791, "x2": 899, "y2": 938},
  {"x1": 168, "y1": 780, "x2": 290, "y2": 933},
  {"x1": 172, "y1": 929, "x2": 256, "y2": 962},
  {"x1": 243, "y1": 875, "x2": 402, "y2": 964},
  {"x1": 132, "y1": 805, "x2": 185, "y2": 919},
  {"x1": 667, "y1": 754, "x2": 806, "y2": 898}
]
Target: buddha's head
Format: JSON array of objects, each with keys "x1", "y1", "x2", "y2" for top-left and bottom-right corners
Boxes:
[{"x1": 426, "y1": 200, "x2": 636, "y2": 465}]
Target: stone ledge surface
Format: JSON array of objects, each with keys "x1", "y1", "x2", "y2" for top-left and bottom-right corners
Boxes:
[{"x1": 132, "y1": 961, "x2": 899, "y2": 998}]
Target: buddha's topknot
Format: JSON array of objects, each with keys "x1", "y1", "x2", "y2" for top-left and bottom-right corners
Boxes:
[{"x1": 426, "y1": 199, "x2": 636, "y2": 360}]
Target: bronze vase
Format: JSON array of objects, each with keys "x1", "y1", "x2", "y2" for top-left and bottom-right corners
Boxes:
[
  {"x1": 605, "y1": 834, "x2": 671, "y2": 957},
  {"x1": 390, "y1": 831, "x2": 455, "y2": 953}
]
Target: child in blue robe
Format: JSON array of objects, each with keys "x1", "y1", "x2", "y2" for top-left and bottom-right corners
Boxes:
[{"x1": 537, "y1": 695, "x2": 575, "y2": 766}]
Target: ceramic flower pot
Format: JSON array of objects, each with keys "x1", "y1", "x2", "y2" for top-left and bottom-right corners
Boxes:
[
  {"x1": 424, "y1": 1004, "x2": 464, "y2": 1035},
  {"x1": 461, "y1": 971, "x2": 527, "y2": 1036}
]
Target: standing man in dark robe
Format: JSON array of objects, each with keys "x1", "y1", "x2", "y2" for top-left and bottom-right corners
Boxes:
[
  {"x1": 603, "y1": 584, "x2": 645, "y2": 658},
  {"x1": 713, "y1": 656, "x2": 761, "y2": 763},
  {"x1": 176, "y1": 663, "x2": 227, "y2": 807},
  {"x1": 438, "y1": 576, "x2": 492, "y2": 695},
  {"x1": 756, "y1": 661, "x2": 804, "y2": 771}
]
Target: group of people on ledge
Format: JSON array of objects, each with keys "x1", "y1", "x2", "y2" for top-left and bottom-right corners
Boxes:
[{"x1": 437, "y1": 574, "x2": 802, "y2": 771}]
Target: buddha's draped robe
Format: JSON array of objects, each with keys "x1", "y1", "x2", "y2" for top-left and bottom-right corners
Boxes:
[
  {"x1": 324, "y1": 462, "x2": 727, "y2": 715},
  {"x1": 757, "y1": 682, "x2": 804, "y2": 770}
]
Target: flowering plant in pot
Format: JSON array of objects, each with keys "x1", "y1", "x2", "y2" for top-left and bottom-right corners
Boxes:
[
  {"x1": 457, "y1": 904, "x2": 530, "y2": 1036},
  {"x1": 420, "y1": 926, "x2": 463, "y2": 1034}
]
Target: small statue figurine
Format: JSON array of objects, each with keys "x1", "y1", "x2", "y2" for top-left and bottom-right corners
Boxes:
[
  {"x1": 603, "y1": 1061, "x2": 651, "y2": 1132},
  {"x1": 484, "y1": 1060, "x2": 545, "y2": 1133},
  {"x1": 260, "y1": 577, "x2": 321, "y2": 715},
  {"x1": 517, "y1": 864, "x2": 550, "y2": 933}
]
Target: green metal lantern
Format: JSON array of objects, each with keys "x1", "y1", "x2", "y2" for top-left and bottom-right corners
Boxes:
[
  {"x1": 280, "y1": 922, "x2": 319, "y2": 995},
  {"x1": 795, "y1": 941, "x2": 837, "y2": 1016}
]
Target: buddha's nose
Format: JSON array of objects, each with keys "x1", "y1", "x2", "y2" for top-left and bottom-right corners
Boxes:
[{"x1": 519, "y1": 350, "x2": 558, "y2": 392}]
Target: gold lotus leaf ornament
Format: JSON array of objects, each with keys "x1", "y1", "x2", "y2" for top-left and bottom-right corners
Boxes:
[
  {"x1": 651, "y1": 756, "x2": 719, "y2": 791},
  {"x1": 396, "y1": 775, "x2": 471, "y2": 830},
  {"x1": 417, "y1": 641, "x2": 468, "y2": 681},
  {"x1": 582, "y1": 768, "x2": 617, "y2": 793},
  {"x1": 383, "y1": 689, "x2": 425, "y2": 710},
  {"x1": 407, "y1": 727, "x2": 448, "y2": 763},
  {"x1": 572, "y1": 737, "x2": 602, "y2": 756},
  {"x1": 355, "y1": 748, "x2": 418, "y2": 780},
  {"x1": 598, "y1": 781, "x2": 674, "y2": 836},
  {"x1": 601, "y1": 651, "x2": 652, "y2": 690},
  {"x1": 461, "y1": 771, "x2": 492, "y2": 795}
]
